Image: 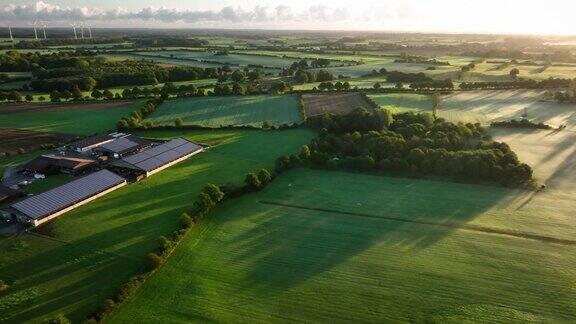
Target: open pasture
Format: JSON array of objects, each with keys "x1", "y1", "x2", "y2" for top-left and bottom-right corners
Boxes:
[
  {"x1": 302, "y1": 92, "x2": 373, "y2": 116},
  {"x1": 368, "y1": 93, "x2": 432, "y2": 114},
  {"x1": 146, "y1": 95, "x2": 301, "y2": 127},
  {"x1": 0, "y1": 100, "x2": 143, "y2": 135},
  {"x1": 133, "y1": 50, "x2": 296, "y2": 70},
  {"x1": 0, "y1": 128, "x2": 316, "y2": 322},
  {"x1": 111, "y1": 168, "x2": 576, "y2": 323}
]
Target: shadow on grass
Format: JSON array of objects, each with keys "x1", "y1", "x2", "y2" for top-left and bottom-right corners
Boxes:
[{"x1": 203, "y1": 170, "x2": 516, "y2": 295}]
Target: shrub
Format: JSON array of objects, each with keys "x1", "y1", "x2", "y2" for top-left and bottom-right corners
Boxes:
[
  {"x1": 258, "y1": 169, "x2": 273, "y2": 186},
  {"x1": 180, "y1": 213, "x2": 193, "y2": 229},
  {"x1": 147, "y1": 253, "x2": 163, "y2": 271},
  {"x1": 0, "y1": 279, "x2": 9, "y2": 291},
  {"x1": 245, "y1": 173, "x2": 261, "y2": 190},
  {"x1": 42, "y1": 314, "x2": 70, "y2": 324}
]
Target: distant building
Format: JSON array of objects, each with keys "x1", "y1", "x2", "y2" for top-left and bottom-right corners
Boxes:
[
  {"x1": 68, "y1": 134, "x2": 115, "y2": 153},
  {"x1": 22, "y1": 155, "x2": 97, "y2": 176},
  {"x1": 7, "y1": 170, "x2": 127, "y2": 227}
]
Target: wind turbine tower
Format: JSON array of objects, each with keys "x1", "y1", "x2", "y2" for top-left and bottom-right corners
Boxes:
[
  {"x1": 80, "y1": 23, "x2": 84, "y2": 40},
  {"x1": 42, "y1": 24, "x2": 47, "y2": 40},
  {"x1": 8, "y1": 25, "x2": 13, "y2": 41},
  {"x1": 88, "y1": 25, "x2": 93, "y2": 39},
  {"x1": 33, "y1": 22, "x2": 38, "y2": 40},
  {"x1": 71, "y1": 24, "x2": 77, "y2": 39}
]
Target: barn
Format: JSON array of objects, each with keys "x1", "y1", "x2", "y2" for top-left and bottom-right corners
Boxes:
[
  {"x1": 110, "y1": 138, "x2": 203, "y2": 179},
  {"x1": 7, "y1": 170, "x2": 127, "y2": 227}
]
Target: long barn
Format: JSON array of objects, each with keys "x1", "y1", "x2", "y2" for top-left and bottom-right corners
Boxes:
[
  {"x1": 111, "y1": 138, "x2": 203, "y2": 177},
  {"x1": 8, "y1": 170, "x2": 127, "y2": 227}
]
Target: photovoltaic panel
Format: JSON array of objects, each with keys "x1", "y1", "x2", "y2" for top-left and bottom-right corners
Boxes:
[
  {"x1": 11, "y1": 170, "x2": 125, "y2": 220},
  {"x1": 116, "y1": 138, "x2": 202, "y2": 173}
]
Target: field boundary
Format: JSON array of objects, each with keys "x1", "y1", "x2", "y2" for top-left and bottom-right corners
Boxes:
[{"x1": 259, "y1": 200, "x2": 576, "y2": 246}]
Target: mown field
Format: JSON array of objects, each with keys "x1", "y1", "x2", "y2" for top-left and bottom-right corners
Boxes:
[
  {"x1": 111, "y1": 168, "x2": 576, "y2": 323},
  {"x1": 0, "y1": 128, "x2": 316, "y2": 322},
  {"x1": 0, "y1": 100, "x2": 144, "y2": 135},
  {"x1": 146, "y1": 95, "x2": 302, "y2": 127}
]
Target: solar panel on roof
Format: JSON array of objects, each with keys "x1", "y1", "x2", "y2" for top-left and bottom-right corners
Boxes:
[
  {"x1": 11, "y1": 170, "x2": 125, "y2": 220},
  {"x1": 116, "y1": 138, "x2": 202, "y2": 173}
]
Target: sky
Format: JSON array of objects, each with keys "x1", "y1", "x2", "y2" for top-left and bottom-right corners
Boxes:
[{"x1": 0, "y1": 0, "x2": 574, "y2": 35}]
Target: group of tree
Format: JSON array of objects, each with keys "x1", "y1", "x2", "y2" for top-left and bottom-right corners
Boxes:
[
  {"x1": 409, "y1": 79, "x2": 454, "y2": 91},
  {"x1": 293, "y1": 69, "x2": 335, "y2": 84},
  {"x1": 459, "y1": 77, "x2": 573, "y2": 90},
  {"x1": 395, "y1": 56, "x2": 450, "y2": 66},
  {"x1": 490, "y1": 119, "x2": 552, "y2": 130},
  {"x1": 0, "y1": 50, "x2": 96, "y2": 72},
  {"x1": 0, "y1": 90, "x2": 31, "y2": 102},
  {"x1": 117, "y1": 98, "x2": 163, "y2": 129},
  {"x1": 304, "y1": 108, "x2": 534, "y2": 188},
  {"x1": 317, "y1": 81, "x2": 352, "y2": 91}
]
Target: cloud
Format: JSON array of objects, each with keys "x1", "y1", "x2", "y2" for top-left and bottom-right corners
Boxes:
[{"x1": 0, "y1": 1, "x2": 409, "y2": 26}]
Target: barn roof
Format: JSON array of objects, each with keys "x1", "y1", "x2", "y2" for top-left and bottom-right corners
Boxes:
[
  {"x1": 113, "y1": 138, "x2": 202, "y2": 173},
  {"x1": 69, "y1": 134, "x2": 115, "y2": 150},
  {"x1": 99, "y1": 135, "x2": 151, "y2": 155},
  {"x1": 11, "y1": 170, "x2": 125, "y2": 220}
]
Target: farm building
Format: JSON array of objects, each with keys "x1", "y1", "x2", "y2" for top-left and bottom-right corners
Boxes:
[
  {"x1": 0, "y1": 185, "x2": 22, "y2": 205},
  {"x1": 97, "y1": 135, "x2": 153, "y2": 158},
  {"x1": 22, "y1": 155, "x2": 97, "y2": 176},
  {"x1": 68, "y1": 134, "x2": 116, "y2": 153},
  {"x1": 110, "y1": 138, "x2": 203, "y2": 179},
  {"x1": 6, "y1": 170, "x2": 126, "y2": 227}
]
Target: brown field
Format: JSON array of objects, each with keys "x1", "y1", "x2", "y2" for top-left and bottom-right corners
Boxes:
[
  {"x1": 0, "y1": 129, "x2": 76, "y2": 154},
  {"x1": 302, "y1": 92, "x2": 373, "y2": 116},
  {"x1": 0, "y1": 100, "x2": 136, "y2": 114}
]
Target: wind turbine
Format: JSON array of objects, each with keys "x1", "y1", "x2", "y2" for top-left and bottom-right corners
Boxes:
[
  {"x1": 32, "y1": 21, "x2": 38, "y2": 40},
  {"x1": 8, "y1": 25, "x2": 13, "y2": 41},
  {"x1": 80, "y1": 22, "x2": 84, "y2": 40},
  {"x1": 42, "y1": 23, "x2": 47, "y2": 40},
  {"x1": 87, "y1": 24, "x2": 93, "y2": 39},
  {"x1": 71, "y1": 23, "x2": 77, "y2": 39}
]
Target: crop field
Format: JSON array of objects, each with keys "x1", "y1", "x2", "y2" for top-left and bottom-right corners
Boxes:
[
  {"x1": 368, "y1": 93, "x2": 433, "y2": 114},
  {"x1": 133, "y1": 50, "x2": 296, "y2": 71},
  {"x1": 0, "y1": 129, "x2": 75, "y2": 154},
  {"x1": 0, "y1": 128, "x2": 316, "y2": 322},
  {"x1": 0, "y1": 100, "x2": 143, "y2": 135},
  {"x1": 146, "y1": 95, "x2": 301, "y2": 127},
  {"x1": 111, "y1": 168, "x2": 576, "y2": 323},
  {"x1": 302, "y1": 92, "x2": 373, "y2": 116}
]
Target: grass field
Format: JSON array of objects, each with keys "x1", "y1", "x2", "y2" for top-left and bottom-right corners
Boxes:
[
  {"x1": 146, "y1": 95, "x2": 302, "y2": 127},
  {"x1": 0, "y1": 128, "x2": 315, "y2": 322},
  {"x1": 0, "y1": 100, "x2": 144, "y2": 135},
  {"x1": 368, "y1": 93, "x2": 433, "y2": 113},
  {"x1": 111, "y1": 168, "x2": 576, "y2": 323}
]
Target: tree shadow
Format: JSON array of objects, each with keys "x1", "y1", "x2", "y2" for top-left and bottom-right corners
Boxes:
[{"x1": 204, "y1": 170, "x2": 514, "y2": 296}]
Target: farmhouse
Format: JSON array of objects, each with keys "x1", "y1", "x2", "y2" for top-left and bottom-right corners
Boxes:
[
  {"x1": 22, "y1": 155, "x2": 97, "y2": 176},
  {"x1": 6, "y1": 170, "x2": 127, "y2": 227},
  {"x1": 110, "y1": 138, "x2": 203, "y2": 179}
]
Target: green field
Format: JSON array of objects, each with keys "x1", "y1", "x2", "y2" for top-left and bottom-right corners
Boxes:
[
  {"x1": 0, "y1": 128, "x2": 315, "y2": 322},
  {"x1": 111, "y1": 168, "x2": 576, "y2": 323},
  {"x1": 146, "y1": 95, "x2": 302, "y2": 127},
  {"x1": 0, "y1": 101, "x2": 144, "y2": 135},
  {"x1": 368, "y1": 93, "x2": 433, "y2": 113}
]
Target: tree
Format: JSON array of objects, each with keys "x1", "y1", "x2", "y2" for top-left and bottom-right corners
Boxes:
[
  {"x1": 38, "y1": 96, "x2": 46, "y2": 102},
  {"x1": 174, "y1": 118, "x2": 184, "y2": 127},
  {"x1": 510, "y1": 68, "x2": 520, "y2": 78},
  {"x1": 395, "y1": 82, "x2": 404, "y2": 90},
  {"x1": 0, "y1": 92, "x2": 6, "y2": 102},
  {"x1": 72, "y1": 86, "x2": 82, "y2": 100},
  {"x1": 147, "y1": 253, "x2": 163, "y2": 271},
  {"x1": 258, "y1": 169, "x2": 272, "y2": 186},
  {"x1": 91, "y1": 89, "x2": 103, "y2": 100},
  {"x1": 432, "y1": 92, "x2": 441, "y2": 118},
  {"x1": 50, "y1": 90, "x2": 61, "y2": 102},
  {"x1": 231, "y1": 70, "x2": 246, "y2": 83},
  {"x1": 103, "y1": 89, "x2": 114, "y2": 100},
  {"x1": 299, "y1": 145, "x2": 311, "y2": 160},
  {"x1": 244, "y1": 173, "x2": 261, "y2": 190},
  {"x1": 203, "y1": 184, "x2": 225, "y2": 203},
  {"x1": 42, "y1": 314, "x2": 70, "y2": 324},
  {"x1": 7, "y1": 90, "x2": 22, "y2": 102},
  {"x1": 25, "y1": 94, "x2": 33, "y2": 102},
  {"x1": 373, "y1": 82, "x2": 382, "y2": 90}
]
